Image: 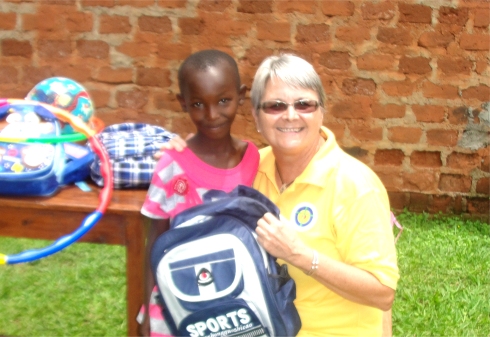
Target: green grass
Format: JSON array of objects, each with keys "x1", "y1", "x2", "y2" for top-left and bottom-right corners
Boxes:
[
  {"x1": 393, "y1": 212, "x2": 490, "y2": 337},
  {"x1": 0, "y1": 211, "x2": 489, "y2": 336},
  {"x1": 0, "y1": 239, "x2": 126, "y2": 336}
]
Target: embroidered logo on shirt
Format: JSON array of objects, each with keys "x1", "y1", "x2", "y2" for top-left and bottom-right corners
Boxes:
[
  {"x1": 291, "y1": 202, "x2": 317, "y2": 232},
  {"x1": 173, "y1": 178, "x2": 189, "y2": 195}
]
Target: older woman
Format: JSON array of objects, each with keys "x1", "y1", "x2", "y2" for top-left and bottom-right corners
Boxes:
[{"x1": 250, "y1": 54, "x2": 399, "y2": 336}]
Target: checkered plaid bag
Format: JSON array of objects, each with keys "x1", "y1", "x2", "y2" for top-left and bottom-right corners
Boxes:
[{"x1": 90, "y1": 123, "x2": 175, "y2": 189}]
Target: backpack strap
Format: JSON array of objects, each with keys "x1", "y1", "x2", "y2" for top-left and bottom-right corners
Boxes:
[{"x1": 171, "y1": 185, "x2": 280, "y2": 231}]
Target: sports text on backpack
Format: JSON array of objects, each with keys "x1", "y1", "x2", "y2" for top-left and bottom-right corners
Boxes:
[{"x1": 151, "y1": 185, "x2": 301, "y2": 337}]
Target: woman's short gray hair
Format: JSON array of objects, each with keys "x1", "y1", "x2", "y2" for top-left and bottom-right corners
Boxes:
[{"x1": 250, "y1": 54, "x2": 327, "y2": 113}]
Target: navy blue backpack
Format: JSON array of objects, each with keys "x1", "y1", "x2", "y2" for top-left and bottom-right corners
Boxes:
[{"x1": 151, "y1": 185, "x2": 301, "y2": 337}]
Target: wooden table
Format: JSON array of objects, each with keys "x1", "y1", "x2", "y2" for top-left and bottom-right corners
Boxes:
[{"x1": 0, "y1": 184, "x2": 147, "y2": 336}]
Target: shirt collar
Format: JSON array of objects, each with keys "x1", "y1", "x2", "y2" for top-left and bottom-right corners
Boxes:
[{"x1": 258, "y1": 126, "x2": 341, "y2": 188}]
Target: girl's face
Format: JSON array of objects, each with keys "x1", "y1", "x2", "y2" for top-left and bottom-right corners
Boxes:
[
  {"x1": 253, "y1": 79, "x2": 324, "y2": 156},
  {"x1": 177, "y1": 63, "x2": 245, "y2": 140}
]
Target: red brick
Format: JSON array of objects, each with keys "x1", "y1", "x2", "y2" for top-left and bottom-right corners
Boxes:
[
  {"x1": 0, "y1": 12, "x2": 16, "y2": 30},
  {"x1": 100, "y1": 15, "x2": 131, "y2": 34},
  {"x1": 118, "y1": 0, "x2": 154, "y2": 6},
  {"x1": 324, "y1": 122, "x2": 345, "y2": 140},
  {"x1": 116, "y1": 41, "x2": 153, "y2": 58},
  {"x1": 38, "y1": 40, "x2": 72, "y2": 59},
  {"x1": 197, "y1": 0, "x2": 232, "y2": 11},
  {"x1": 296, "y1": 24, "x2": 330, "y2": 43},
  {"x1": 335, "y1": 26, "x2": 370, "y2": 43},
  {"x1": 81, "y1": 0, "x2": 115, "y2": 7},
  {"x1": 321, "y1": 1, "x2": 355, "y2": 16},
  {"x1": 244, "y1": 46, "x2": 274, "y2": 67},
  {"x1": 382, "y1": 79, "x2": 415, "y2": 97},
  {"x1": 116, "y1": 88, "x2": 149, "y2": 109},
  {"x1": 399, "y1": 56, "x2": 431, "y2": 75},
  {"x1": 473, "y1": 8, "x2": 490, "y2": 27},
  {"x1": 157, "y1": 0, "x2": 187, "y2": 9},
  {"x1": 349, "y1": 125, "x2": 383, "y2": 141},
  {"x1": 412, "y1": 105, "x2": 446, "y2": 123},
  {"x1": 439, "y1": 6, "x2": 469, "y2": 26},
  {"x1": 448, "y1": 106, "x2": 469, "y2": 125},
  {"x1": 460, "y1": 34, "x2": 490, "y2": 51},
  {"x1": 357, "y1": 53, "x2": 395, "y2": 71},
  {"x1": 212, "y1": 19, "x2": 253, "y2": 37},
  {"x1": 426, "y1": 129, "x2": 459, "y2": 146},
  {"x1": 372, "y1": 103, "x2": 405, "y2": 119},
  {"x1": 276, "y1": 0, "x2": 316, "y2": 14},
  {"x1": 399, "y1": 3, "x2": 432, "y2": 23},
  {"x1": 49, "y1": 65, "x2": 92, "y2": 82},
  {"x1": 95, "y1": 67, "x2": 133, "y2": 84},
  {"x1": 0, "y1": 66, "x2": 18, "y2": 84},
  {"x1": 23, "y1": 12, "x2": 61, "y2": 31},
  {"x1": 319, "y1": 51, "x2": 351, "y2": 70},
  {"x1": 342, "y1": 78, "x2": 376, "y2": 96},
  {"x1": 476, "y1": 177, "x2": 489, "y2": 195},
  {"x1": 403, "y1": 171, "x2": 438, "y2": 192},
  {"x1": 77, "y1": 40, "x2": 109, "y2": 59},
  {"x1": 1, "y1": 39, "x2": 33, "y2": 58},
  {"x1": 447, "y1": 152, "x2": 481, "y2": 171},
  {"x1": 440, "y1": 174, "x2": 472, "y2": 192},
  {"x1": 342, "y1": 146, "x2": 369, "y2": 161},
  {"x1": 139, "y1": 16, "x2": 172, "y2": 34},
  {"x1": 418, "y1": 32, "x2": 454, "y2": 48},
  {"x1": 422, "y1": 81, "x2": 459, "y2": 99},
  {"x1": 475, "y1": 61, "x2": 488, "y2": 75},
  {"x1": 430, "y1": 195, "x2": 454, "y2": 214},
  {"x1": 410, "y1": 151, "x2": 442, "y2": 168},
  {"x1": 156, "y1": 42, "x2": 192, "y2": 61},
  {"x1": 361, "y1": 2, "x2": 395, "y2": 20},
  {"x1": 374, "y1": 149, "x2": 405, "y2": 166},
  {"x1": 374, "y1": 167, "x2": 403, "y2": 191},
  {"x1": 377, "y1": 27, "x2": 412, "y2": 46},
  {"x1": 331, "y1": 100, "x2": 369, "y2": 119},
  {"x1": 21, "y1": 66, "x2": 54, "y2": 87},
  {"x1": 65, "y1": 11, "x2": 93, "y2": 32},
  {"x1": 136, "y1": 68, "x2": 171, "y2": 87},
  {"x1": 461, "y1": 85, "x2": 490, "y2": 101},
  {"x1": 388, "y1": 191, "x2": 408, "y2": 210},
  {"x1": 481, "y1": 152, "x2": 490, "y2": 173},
  {"x1": 388, "y1": 127, "x2": 423, "y2": 144},
  {"x1": 467, "y1": 197, "x2": 489, "y2": 216},
  {"x1": 257, "y1": 21, "x2": 290, "y2": 42},
  {"x1": 438, "y1": 57, "x2": 472, "y2": 75},
  {"x1": 89, "y1": 89, "x2": 110, "y2": 109},
  {"x1": 407, "y1": 193, "x2": 430, "y2": 212},
  {"x1": 237, "y1": 0, "x2": 273, "y2": 14},
  {"x1": 154, "y1": 91, "x2": 181, "y2": 112}
]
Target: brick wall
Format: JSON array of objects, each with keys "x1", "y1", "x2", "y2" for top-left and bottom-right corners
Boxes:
[{"x1": 0, "y1": 0, "x2": 488, "y2": 219}]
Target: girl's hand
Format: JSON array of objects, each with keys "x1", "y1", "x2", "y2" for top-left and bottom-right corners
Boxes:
[{"x1": 153, "y1": 135, "x2": 189, "y2": 159}]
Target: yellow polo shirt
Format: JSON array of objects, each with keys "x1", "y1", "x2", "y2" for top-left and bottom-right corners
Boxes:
[{"x1": 253, "y1": 127, "x2": 399, "y2": 337}]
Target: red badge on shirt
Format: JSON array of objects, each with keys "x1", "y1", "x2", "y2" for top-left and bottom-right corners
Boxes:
[{"x1": 173, "y1": 178, "x2": 189, "y2": 195}]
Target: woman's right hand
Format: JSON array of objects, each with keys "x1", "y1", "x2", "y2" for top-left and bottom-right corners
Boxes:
[{"x1": 154, "y1": 135, "x2": 189, "y2": 159}]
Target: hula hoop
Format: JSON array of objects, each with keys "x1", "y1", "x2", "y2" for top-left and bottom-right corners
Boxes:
[
  {"x1": 0, "y1": 99, "x2": 105, "y2": 143},
  {"x1": 0, "y1": 99, "x2": 113, "y2": 265}
]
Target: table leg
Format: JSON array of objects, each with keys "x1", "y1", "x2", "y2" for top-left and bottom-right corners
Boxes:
[{"x1": 126, "y1": 214, "x2": 145, "y2": 337}]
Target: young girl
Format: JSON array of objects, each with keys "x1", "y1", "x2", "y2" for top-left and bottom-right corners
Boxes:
[{"x1": 138, "y1": 50, "x2": 259, "y2": 337}]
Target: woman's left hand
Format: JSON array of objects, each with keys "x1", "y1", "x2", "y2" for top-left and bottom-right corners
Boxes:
[{"x1": 256, "y1": 212, "x2": 305, "y2": 262}]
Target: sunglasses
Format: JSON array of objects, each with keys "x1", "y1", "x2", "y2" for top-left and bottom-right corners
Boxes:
[{"x1": 259, "y1": 99, "x2": 320, "y2": 114}]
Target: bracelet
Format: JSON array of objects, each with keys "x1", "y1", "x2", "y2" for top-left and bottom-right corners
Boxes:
[{"x1": 304, "y1": 250, "x2": 319, "y2": 276}]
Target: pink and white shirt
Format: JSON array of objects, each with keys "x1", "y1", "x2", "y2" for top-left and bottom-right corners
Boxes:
[{"x1": 141, "y1": 141, "x2": 259, "y2": 219}]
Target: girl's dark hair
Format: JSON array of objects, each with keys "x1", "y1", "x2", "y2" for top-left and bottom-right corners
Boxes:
[{"x1": 178, "y1": 49, "x2": 241, "y2": 92}]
